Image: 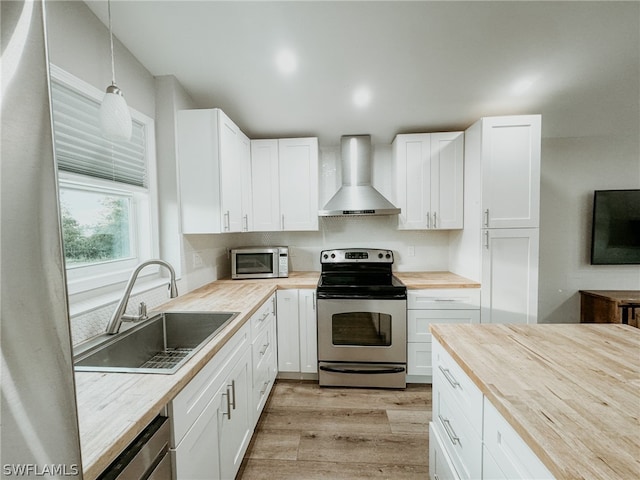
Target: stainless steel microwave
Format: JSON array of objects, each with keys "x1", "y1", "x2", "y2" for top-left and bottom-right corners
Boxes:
[{"x1": 231, "y1": 247, "x2": 289, "y2": 279}]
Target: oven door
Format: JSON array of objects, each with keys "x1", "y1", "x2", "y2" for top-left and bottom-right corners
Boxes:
[{"x1": 317, "y1": 298, "x2": 407, "y2": 364}]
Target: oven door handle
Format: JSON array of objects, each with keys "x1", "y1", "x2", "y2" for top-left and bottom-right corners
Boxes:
[{"x1": 319, "y1": 365, "x2": 406, "y2": 375}]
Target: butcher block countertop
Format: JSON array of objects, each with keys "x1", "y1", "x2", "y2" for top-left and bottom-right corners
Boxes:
[
  {"x1": 430, "y1": 323, "x2": 640, "y2": 480},
  {"x1": 75, "y1": 270, "x2": 476, "y2": 479}
]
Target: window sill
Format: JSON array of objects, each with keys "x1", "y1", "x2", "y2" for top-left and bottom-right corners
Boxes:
[{"x1": 68, "y1": 277, "x2": 173, "y2": 319}]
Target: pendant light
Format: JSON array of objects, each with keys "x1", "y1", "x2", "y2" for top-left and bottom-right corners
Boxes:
[{"x1": 99, "y1": 0, "x2": 132, "y2": 141}]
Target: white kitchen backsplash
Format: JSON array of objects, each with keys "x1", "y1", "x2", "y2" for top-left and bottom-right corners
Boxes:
[{"x1": 70, "y1": 283, "x2": 174, "y2": 345}]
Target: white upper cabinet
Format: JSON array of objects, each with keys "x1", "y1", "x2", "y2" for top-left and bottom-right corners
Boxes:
[
  {"x1": 393, "y1": 132, "x2": 464, "y2": 230},
  {"x1": 176, "y1": 108, "x2": 251, "y2": 234},
  {"x1": 278, "y1": 138, "x2": 319, "y2": 231},
  {"x1": 249, "y1": 137, "x2": 319, "y2": 232},
  {"x1": 250, "y1": 139, "x2": 280, "y2": 232},
  {"x1": 479, "y1": 115, "x2": 541, "y2": 229}
]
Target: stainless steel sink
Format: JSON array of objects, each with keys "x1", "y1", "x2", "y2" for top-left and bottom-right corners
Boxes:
[{"x1": 74, "y1": 311, "x2": 239, "y2": 374}]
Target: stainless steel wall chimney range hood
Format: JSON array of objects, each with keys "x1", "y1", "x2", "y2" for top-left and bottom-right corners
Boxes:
[{"x1": 319, "y1": 135, "x2": 401, "y2": 216}]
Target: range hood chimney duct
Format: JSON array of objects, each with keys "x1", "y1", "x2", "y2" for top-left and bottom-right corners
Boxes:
[{"x1": 319, "y1": 135, "x2": 401, "y2": 216}]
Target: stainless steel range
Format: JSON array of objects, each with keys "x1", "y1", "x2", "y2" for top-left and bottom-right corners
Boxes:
[{"x1": 316, "y1": 248, "x2": 407, "y2": 389}]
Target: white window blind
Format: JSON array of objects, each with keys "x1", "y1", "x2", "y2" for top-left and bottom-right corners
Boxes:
[{"x1": 51, "y1": 80, "x2": 147, "y2": 188}]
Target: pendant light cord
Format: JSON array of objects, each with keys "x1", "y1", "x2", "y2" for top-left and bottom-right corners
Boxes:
[{"x1": 108, "y1": 0, "x2": 116, "y2": 86}]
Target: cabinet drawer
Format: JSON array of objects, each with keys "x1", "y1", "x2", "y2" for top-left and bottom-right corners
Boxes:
[
  {"x1": 432, "y1": 339, "x2": 482, "y2": 434},
  {"x1": 407, "y1": 342, "x2": 432, "y2": 376},
  {"x1": 408, "y1": 310, "x2": 480, "y2": 342},
  {"x1": 429, "y1": 422, "x2": 461, "y2": 480},
  {"x1": 434, "y1": 383, "x2": 482, "y2": 480},
  {"x1": 483, "y1": 399, "x2": 554, "y2": 479},
  {"x1": 251, "y1": 295, "x2": 275, "y2": 337},
  {"x1": 408, "y1": 289, "x2": 480, "y2": 310},
  {"x1": 170, "y1": 323, "x2": 250, "y2": 446},
  {"x1": 252, "y1": 325, "x2": 275, "y2": 384}
]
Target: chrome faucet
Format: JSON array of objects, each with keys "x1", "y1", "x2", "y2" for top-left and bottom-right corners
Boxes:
[{"x1": 105, "y1": 259, "x2": 179, "y2": 334}]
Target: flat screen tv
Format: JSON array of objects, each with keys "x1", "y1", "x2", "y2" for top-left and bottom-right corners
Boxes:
[{"x1": 590, "y1": 189, "x2": 640, "y2": 265}]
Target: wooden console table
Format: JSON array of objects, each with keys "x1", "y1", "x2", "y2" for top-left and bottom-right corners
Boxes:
[{"x1": 580, "y1": 290, "x2": 640, "y2": 328}]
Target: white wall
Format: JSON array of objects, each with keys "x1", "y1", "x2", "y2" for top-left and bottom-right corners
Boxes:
[{"x1": 538, "y1": 133, "x2": 640, "y2": 324}]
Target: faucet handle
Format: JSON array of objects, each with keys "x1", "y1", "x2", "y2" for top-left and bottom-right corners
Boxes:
[{"x1": 138, "y1": 301, "x2": 147, "y2": 319}]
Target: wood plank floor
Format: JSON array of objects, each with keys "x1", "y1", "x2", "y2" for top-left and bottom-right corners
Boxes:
[{"x1": 237, "y1": 380, "x2": 432, "y2": 480}]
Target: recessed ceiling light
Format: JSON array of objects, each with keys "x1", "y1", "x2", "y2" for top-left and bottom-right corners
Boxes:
[
  {"x1": 276, "y1": 49, "x2": 297, "y2": 75},
  {"x1": 511, "y1": 75, "x2": 538, "y2": 95},
  {"x1": 353, "y1": 87, "x2": 371, "y2": 107}
]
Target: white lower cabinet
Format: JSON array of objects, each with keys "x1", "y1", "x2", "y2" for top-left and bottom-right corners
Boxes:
[
  {"x1": 276, "y1": 289, "x2": 317, "y2": 375},
  {"x1": 430, "y1": 422, "x2": 462, "y2": 480},
  {"x1": 170, "y1": 323, "x2": 251, "y2": 480},
  {"x1": 483, "y1": 399, "x2": 554, "y2": 480},
  {"x1": 430, "y1": 337, "x2": 555, "y2": 480},
  {"x1": 407, "y1": 289, "x2": 480, "y2": 381},
  {"x1": 218, "y1": 347, "x2": 252, "y2": 480},
  {"x1": 170, "y1": 294, "x2": 279, "y2": 480},
  {"x1": 250, "y1": 294, "x2": 278, "y2": 424}
]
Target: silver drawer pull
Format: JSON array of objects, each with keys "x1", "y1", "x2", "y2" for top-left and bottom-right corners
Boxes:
[
  {"x1": 229, "y1": 380, "x2": 236, "y2": 410},
  {"x1": 259, "y1": 343, "x2": 269, "y2": 356},
  {"x1": 438, "y1": 414, "x2": 460, "y2": 445},
  {"x1": 438, "y1": 365, "x2": 460, "y2": 389},
  {"x1": 260, "y1": 380, "x2": 269, "y2": 396},
  {"x1": 223, "y1": 390, "x2": 231, "y2": 420}
]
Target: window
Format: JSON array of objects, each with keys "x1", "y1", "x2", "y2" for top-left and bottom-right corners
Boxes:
[{"x1": 50, "y1": 65, "x2": 158, "y2": 297}]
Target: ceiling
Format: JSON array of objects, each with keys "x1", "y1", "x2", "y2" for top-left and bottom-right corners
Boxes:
[{"x1": 84, "y1": 1, "x2": 639, "y2": 146}]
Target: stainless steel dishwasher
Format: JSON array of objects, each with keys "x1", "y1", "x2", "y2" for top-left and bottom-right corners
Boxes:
[{"x1": 98, "y1": 416, "x2": 171, "y2": 480}]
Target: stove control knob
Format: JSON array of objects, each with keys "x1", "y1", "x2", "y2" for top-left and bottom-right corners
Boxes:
[
  {"x1": 386, "y1": 253, "x2": 391, "y2": 259},
  {"x1": 331, "y1": 253, "x2": 336, "y2": 259},
  {"x1": 378, "y1": 253, "x2": 383, "y2": 259},
  {"x1": 323, "y1": 253, "x2": 328, "y2": 260}
]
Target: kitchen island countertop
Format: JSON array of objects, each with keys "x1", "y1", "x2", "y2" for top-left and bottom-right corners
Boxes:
[
  {"x1": 75, "y1": 270, "x2": 477, "y2": 479},
  {"x1": 430, "y1": 323, "x2": 640, "y2": 480}
]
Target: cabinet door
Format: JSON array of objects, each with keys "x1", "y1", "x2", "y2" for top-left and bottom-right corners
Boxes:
[
  {"x1": 219, "y1": 348, "x2": 253, "y2": 480},
  {"x1": 238, "y1": 131, "x2": 252, "y2": 232},
  {"x1": 431, "y1": 132, "x2": 464, "y2": 229},
  {"x1": 481, "y1": 228, "x2": 539, "y2": 324},
  {"x1": 250, "y1": 139, "x2": 280, "y2": 231},
  {"x1": 298, "y1": 290, "x2": 317, "y2": 373},
  {"x1": 430, "y1": 422, "x2": 462, "y2": 480},
  {"x1": 394, "y1": 133, "x2": 431, "y2": 230},
  {"x1": 276, "y1": 290, "x2": 300, "y2": 372},
  {"x1": 481, "y1": 115, "x2": 541, "y2": 229},
  {"x1": 219, "y1": 110, "x2": 243, "y2": 232},
  {"x1": 176, "y1": 109, "x2": 222, "y2": 233},
  {"x1": 172, "y1": 393, "x2": 221, "y2": 480},
  {"x1": 278, "y1": 138, "x2": 319, "y2": 231},
  {"x1": 483, "y1": 399, "x2": 554, "y2": 479}
]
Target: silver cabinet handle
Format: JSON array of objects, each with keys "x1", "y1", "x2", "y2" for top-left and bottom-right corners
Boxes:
[
  {"x1": 223, "y1": 389, "x2": 231, "y2": 419},
  {"x1": 483, "y1": 208, "x2": 490, "y2": 227},
  {"x1": 484, "y1": 230, "x2": 490, "y2": 249},
  {"x1": 438, "y1": 365, "x2": 460, "y2": 389},
  {"x1": 229, "y1": 380, "x2": 236, "y2": 410},
  {"x1": 259, "y1": 380, "x2": 269, "y2": 396},
  {"x1": 438, "y1": 414, "x2": 460, "y2": 445},
  {"x1": 426, "y1": 212, "x2": 431, "y2": 229},
  {"x1": 281, "y1": 214, "x2": 285, "y2": 230},
  {"x1": 259, "y1": 342, "x2": 269, "y2": 356},
  {"x1": 243, "y1": 214, "x2": 248, "y2": 231},
  {"x1": 224, "y1": 210, "x2": 230, "y2": 231},
  {"x1": 433, "y1": 211, "x2": 437, "y2": 228}
]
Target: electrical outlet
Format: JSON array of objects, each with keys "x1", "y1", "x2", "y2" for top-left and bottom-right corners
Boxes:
[
  {"x1": 408, "y1": 246, "x2": 415, "y2": 257},
  {"x1": 192, "y1": 252, "x2": 203, "y2": 268}
]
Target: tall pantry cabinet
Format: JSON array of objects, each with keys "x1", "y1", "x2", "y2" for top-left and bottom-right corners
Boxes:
[{"x1": 450, "y1": 115, "x2": 541, "y2": 324}]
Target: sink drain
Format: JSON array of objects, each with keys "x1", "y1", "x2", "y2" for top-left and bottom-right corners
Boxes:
[{"x1": 140, "y1": 348, "x2": 193, "y2": 369}]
